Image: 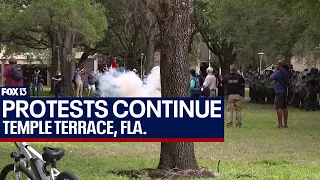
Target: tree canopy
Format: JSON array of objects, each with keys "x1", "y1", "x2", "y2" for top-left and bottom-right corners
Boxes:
[
  {"x1": 2, "y1": 0, "x2": 320, "y2": 72},
  {"x1": 194, "y1": 0, "x2": 320, "y2": 69}
]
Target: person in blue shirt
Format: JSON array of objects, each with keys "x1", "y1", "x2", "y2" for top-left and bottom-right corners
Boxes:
[
  {"x1": 190, "y1": 69, "x2": 201, "y2": 97},
  {"x1": 270, "y1": 60, "x2": 290, "y2": 128}
]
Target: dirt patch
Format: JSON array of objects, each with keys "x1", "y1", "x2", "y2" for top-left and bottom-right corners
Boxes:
[{"x1": 109, "y1": 167, "x2": 217, "y2": 179}]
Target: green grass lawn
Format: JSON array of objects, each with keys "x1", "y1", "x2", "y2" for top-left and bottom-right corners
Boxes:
[{"x1": 1, "y1": 89, "x2": 320, "y2": 179}]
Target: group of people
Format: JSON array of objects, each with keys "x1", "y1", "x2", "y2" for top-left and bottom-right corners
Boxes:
[
  {"x1": 52, "y1": 68, "x2": 97, "y2": 98},
  {"x1": 189, "y1": 59, "x2": 293, "y2": 129},
  {"x1": 189, "y1": 65, "x2": 245, "y2": 128},
  {"x1": 189, "y1": 67, "x2": 218, "y2": 98},
  {"x1": 52, "y1": 65, "x2": 143, "y2": 98},
  {"x1": 2, "y1": 56, "x2": 296, "y2": 129},
  {"x1": 72, "y1": 68, "x2": 97, "y2": 98},
  {"x1": 1, "y1": 57, "x2": 44, "y2": 97}
]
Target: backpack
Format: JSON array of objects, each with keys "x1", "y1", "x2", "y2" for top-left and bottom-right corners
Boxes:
[
  {"x1": 11, "y1": 64, "x2": 23, "y2": 81},
  {"x1": 190, "y1": 77, "x2": 201, "y2": 95}
]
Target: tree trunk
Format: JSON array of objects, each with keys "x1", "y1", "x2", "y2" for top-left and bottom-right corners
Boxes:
[
  {"x1": 144, "y1": 24, "x2": 156, "y2": 74},
  {"x1": 78, "y1": 45, "x2": 92, "y2": 68},
  {"x1": 219, "y1": 57, "x2": 235, "y2": 76},
  {"x1": 283, "y1": 50, "x2": 293, "y2": 64},
  {"x1": 156, "y1": 0, "x2": 198, "y2": 170},
  {"x1": 127, "y1": 25, "x2": 141, "y2": 70},
  {"x1": 57, "y1": 29, "x2": 75, "y2": 97},
  {"x1": 127, "y1": 50, "x2": 137, "y2": 70},
  {"x1": 49, "y1": 32, "x2": 59, "y2": 95}
]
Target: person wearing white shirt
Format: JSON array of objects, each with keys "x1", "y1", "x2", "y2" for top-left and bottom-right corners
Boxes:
[{"x1": 203, "y1": 67, "x2": 217, "y2": 97}]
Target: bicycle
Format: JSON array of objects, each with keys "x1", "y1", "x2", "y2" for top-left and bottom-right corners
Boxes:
[{"x1": 0, "y1": 142, "x2": 78, "y2": 180}]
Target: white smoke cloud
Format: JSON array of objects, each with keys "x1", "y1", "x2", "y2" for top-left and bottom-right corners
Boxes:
[{"x1": 98, "y1": 66, "x2": 161, "y2": 97}]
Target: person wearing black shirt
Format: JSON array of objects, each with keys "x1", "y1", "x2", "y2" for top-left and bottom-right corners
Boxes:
[
  {"x1": 87, "y1": 71, "x2": 96, "y2": 96},
  {"x1": 225, "y1": 65, "x2": 245, "y2": 128},
  {"x1": 52, "y1": 71, "x2": 64, "y2": 98},
  {"x1": 198, "y1": 71, "x2": 204, "y2": 87}
]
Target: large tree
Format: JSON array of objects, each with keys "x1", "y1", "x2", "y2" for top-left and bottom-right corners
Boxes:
[{"x1": 142, "y1": 0, "x2": 214, "y2": 178}]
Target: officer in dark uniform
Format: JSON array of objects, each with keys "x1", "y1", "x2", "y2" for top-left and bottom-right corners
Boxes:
[
  {"x1": 298, "y1": 69, "x2": 308, "y2": 109},
  {"x1": 291, "y1": 71, "x2": 301, "y2": 107},
  {"x1": 224, "y1": 65, "x2": 245, "y2": 128},
  {"x1": 261, "y1": 72, "x2": 270, "y2": 104},
  {"x1": 266, "y1": 69, "x2": 275, "y2": 104},
  {"x1": 247, "y1": 69, "x2": 255, "y2": 102},
  {"x1": 304, "y1": 68, "x2": 319, "y2": 111},
  {"x1": 254, "y1": 73, "x2": 261, "y2": 103}
]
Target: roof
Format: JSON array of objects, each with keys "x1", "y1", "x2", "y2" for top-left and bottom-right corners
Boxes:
[{"x1": 74, "y1": 52, "x2": 95, "y2": 59}]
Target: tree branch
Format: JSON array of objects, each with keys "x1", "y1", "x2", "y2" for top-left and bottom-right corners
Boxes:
[
  {"x1": 110, "y1": 26, "x2": 129, "y2": 53},
  {"x1": 188, "y1": 29, "x2": 199, "y2": 53},
  {"x1": 141, "y1": 0, "x2": 161, "y2": 20}
]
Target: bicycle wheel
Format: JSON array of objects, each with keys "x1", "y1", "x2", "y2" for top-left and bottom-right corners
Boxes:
[
  {"x1": 56, "y1": 171, "x2": 78, "y2": 180},
  {"x1": 0, "y1": 164, "x2": 36, "y2": 180}
]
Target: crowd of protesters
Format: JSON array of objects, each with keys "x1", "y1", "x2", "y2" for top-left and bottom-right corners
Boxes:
[{"x1": 2, "y1": 56, "x2": 294, "y2": 129}]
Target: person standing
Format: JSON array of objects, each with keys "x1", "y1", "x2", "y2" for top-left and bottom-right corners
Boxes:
[
  {"x1": 203, "y1": 67, "x2": 217, "y2": 97},
  {"x1": 270, "y1": 60, "x2": 290, "y2": 128},
  {"x1": 74, "y1": 67, "x2": 85, "y2": 97},
  {"x1": 2, "y1": 57, "x2": 24, "y2": 87},
  {"x1": 94, "y1": 66, "x2": 105, "y2": 97},
  {"x1": 31, "y1": 69, "x2": 42, "y2": 96},
  {"x1": 218, "y1": 73, "x2": 225, "y2": 97},
  {"x1": 87, "y1": 71, "x2": 96, "y2": 97},
  {"x1": 225, "y1": 65, "x2": 245, "y2": 128},
  {"x1": 52, "y1": 71, "x2": 64, "y2": 98},
  {"x1": 190, "y1": 69, "x2": 201, "y2": 98},
  {"x1": 40, "y1": 78, "x2": 44, "y2": 91},
  {"x1": 303, "y1": 68, "x2": 319, "y2": 111},
  {"x1": 198, "y1": 71, "x2": 204, "y2": 87}
]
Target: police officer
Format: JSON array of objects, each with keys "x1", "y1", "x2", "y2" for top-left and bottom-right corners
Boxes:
[
  {"x1": 225, "y1": 64, "x2": 245, "y2": 128},
  {"x1": 266, "y1": 70, "x2": 275, "y2": 104},
  {"x1": 304, "y1": 68, "x2": 319, "y2": 111},
  {"x1": 254, "y1": 73, "x2": 261, "y2": 103},
  {"x1": 298, "y1": 69, "x2": 308, "y2": 109},
  {"x1": 247, "y1": 69, "x2": 255, "y2": 102},
  {"x1": 190, "y1": 69, "x2": 201, "y2": 98}
]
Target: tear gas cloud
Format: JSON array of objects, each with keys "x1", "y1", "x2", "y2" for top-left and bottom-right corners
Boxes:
[{"x1": 97, "y1": 66, "x2": 161, "y2": 97}]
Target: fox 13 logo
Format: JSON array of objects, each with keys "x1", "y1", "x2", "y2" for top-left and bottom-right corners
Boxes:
[{"x1": 0, "y1": 87, "x2": 28, "y2": 97}]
